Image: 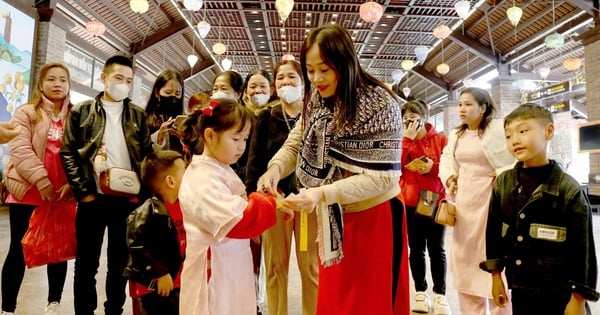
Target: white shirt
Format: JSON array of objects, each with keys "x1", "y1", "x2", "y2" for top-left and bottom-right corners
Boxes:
[{"x1": 101, "y1": 100, "x2": 132, "y2": 171}]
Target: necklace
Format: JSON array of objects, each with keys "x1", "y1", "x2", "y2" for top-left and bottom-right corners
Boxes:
[{"x1": 281, "y1": 108, "x2": 298, "y2": 131}]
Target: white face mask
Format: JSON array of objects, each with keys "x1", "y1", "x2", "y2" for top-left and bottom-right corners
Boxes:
[
  {"x1": 211, "y1": 91, "x2": 237, "y2": 101},
  {"x1": 250, "y1": 94, "x2": 270, "y2": 107},
  {"x1": 277, "y1": 86, "x2": 303, "y2": 104},
  {"x1": 106, "y1": 82, "x2": 130, "y2": 102}
]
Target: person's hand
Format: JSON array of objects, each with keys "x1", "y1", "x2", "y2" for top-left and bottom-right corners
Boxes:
[
  {"x1": 491, "y1": 272, "x2": 508, "y2": 308},
  {"x1": 564, "y1": 292, "x2": 585, "y2": 315},
  {"x1": 417, "y1": 157, "x2": 434, "y2": 174},
  {"x1": 0, "y1": 121, "x2": 20, "y2": 144},
  {"x1": 257, "y1": 165, "x2": 281, "y2": 195},
  {"x1": 403, "y1": 120, "x2": 420, "y2": 140},
  {"x1": 56, "y1": 184, "x2": 72, "y2": 200},
  {"x1": 282, "y1": 187, "x2": 323, "y2": 213},
  {"x1": 156, "y1": 274, "x2": 173, "y2": 297},
  {"x1": 39, "y1": 184, "x2": 57, "y2": 202},
  {"x1": 446, "y1": 174, "x2": 458, "y2": 196},
  {"x1": 80, "y1": 194, "x2": 96, "y2": 203},
  {"x1": 157, "y1": 119, "x2": 174, "y2": 145}
]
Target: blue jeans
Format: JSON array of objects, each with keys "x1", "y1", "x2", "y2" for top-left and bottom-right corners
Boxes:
[
  {"x1": 73, "y1": 195, "x2": 136, "y2": 315},
  {"x1": 406, "y1": 205, "x2": 447, "y2": 295}
]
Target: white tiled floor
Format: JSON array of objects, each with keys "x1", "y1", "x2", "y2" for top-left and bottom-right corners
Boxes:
[{"x1": 0, "y1": 206, "x2": 598, "y2": 314}]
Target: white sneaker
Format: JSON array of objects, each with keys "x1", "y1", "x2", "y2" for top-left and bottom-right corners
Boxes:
[
  {"x1": 433, "y1": 294, "x2": 451, "y2": 315},
  {"x1": 44, "y1": 302, "x2": 61, "y2": 315},
  {"x1": 412, "y1": 291, "x2": 431, "y2": 313}
]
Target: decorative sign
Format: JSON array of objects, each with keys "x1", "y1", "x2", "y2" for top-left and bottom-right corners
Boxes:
[
  {"x1": 527, "y1": 81, "x2": 570, "y2": 102},
  {"x1": 546, "y1": 100, "x2": 570, "y2": 114}
]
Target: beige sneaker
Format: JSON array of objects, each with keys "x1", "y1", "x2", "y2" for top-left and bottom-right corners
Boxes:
[
  {"x1": 433, "y1": 294, "x2": 451, "y2": 315},
  {"x1": 44, "y1": 302, "x2": 60, "y2": 315},
  {"x1": 412, "y1": 291, "x2": 431, "y2": 313}
]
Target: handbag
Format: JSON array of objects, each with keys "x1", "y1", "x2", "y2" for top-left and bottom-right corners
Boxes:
[
  {"x1": 415, "y1": 189, "x2": 439, "y2": 219},
  {"x1": 99, "y1": 167, "x2": 141, "y2": 198},
  {"x1": 435, "y1": 198, "x2": 456, "y2": 226}
]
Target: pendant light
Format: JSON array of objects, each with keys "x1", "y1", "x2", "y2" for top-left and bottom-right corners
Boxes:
[
  {"x1": 359, "y1": 1, "x2": 384, "y2": 23},
  {"x1": 454, "y1": 1, "x2": 470, "y2": 20}
]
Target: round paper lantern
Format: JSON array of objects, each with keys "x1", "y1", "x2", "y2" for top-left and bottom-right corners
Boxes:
[
  {"x1": 563, "y1": 57, "x2": 582, "y2": 71},
  {"x1": 183, "y1": 0, "x2": 203, "y2": 11},
  {"x1": 545, "y1": 33, "x2": 565, "y2": 49},
  {"x1": 401, "y1": 60, "x2": 414, "y2": 71},
  {"x1": 212, "y1": 42, "x2": 227, "y2": 55},
  {"x1": 275, "y1": 0, "x2": 294, "y2": 23},
  {"x1": 436, "y1": 63, "x2": 450, "y2": 75},
  {"x1": 130, "y1": 0, "x2": 149, "y2": 14},
  {"x1": 187, "y1": 54, "x2": 198, "y2": 67},
  {"x1": 463, "y1": 77, "x2": 474, "y2": 88},
  {"x1": 359, "y1": 1, "x2": 384, "y2": 23},
  {"x1": 86, "y1": 20, "x2": 106, "y2": 37},
  {"x1": 197, "y1": 21, "x2": 211, "y2": 38},
  {"x1": 221, "y1": 57, "x2": 232, "y2": 71},
  {"x1": 433, "y1": 24, "x2": 451, "y2": 39}
]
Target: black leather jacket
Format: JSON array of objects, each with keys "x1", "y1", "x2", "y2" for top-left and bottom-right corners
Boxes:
[
  {"x1": 124, "y1": 196, "x2": 183, "y2": 286},
  {"x1": 60, "y1": 92, "x2": 153, "y2": 200},
  {"x1": 482, "y1": 160, "x2": 599, "y2": 301}
]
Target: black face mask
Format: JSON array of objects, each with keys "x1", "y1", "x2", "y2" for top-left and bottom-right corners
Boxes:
[{"x1": 158, "y1": 95, "x2": 180, "y2": 117}]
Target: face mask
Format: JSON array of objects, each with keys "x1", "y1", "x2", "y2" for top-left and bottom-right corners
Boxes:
[
  {"x1": 277, "y1": 86, "x2": 303, "y2": 104},
  {"x1": 158, "y1": 95, "x2": 179, "y2": 113},
  {"x1": 250, "y1": 94, "x2": 270, "y2": 107},
  {"x1": 106, "y1": 82, "x2": 130, "y2": 102},
  {"x1": 211, "y1": 91, "x2": 237, "y2": 101}
]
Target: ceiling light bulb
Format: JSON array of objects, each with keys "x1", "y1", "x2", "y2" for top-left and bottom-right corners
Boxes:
[
  {"x1": 436, "y1": 63, "x2": 450, "y2": 75},
  {"x1": 433, "y1": 24, "x2": 451, "y2": 39},
  {"x1": 130, "y1": 0, "x2": 149, "y2": 14},
  {"x1": 212, "y1": 42, "x2": 227, "y2": 55},
  {"x1": 401, "y1": 60, "x2": 414, "y2": 71}
]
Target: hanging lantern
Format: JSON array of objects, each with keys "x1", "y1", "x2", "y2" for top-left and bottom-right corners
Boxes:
[
  {"x1": 414, "y1": 46, "x2": 429, "y2": 65},
  {"x1": 197, "y1": 21, "x2": 211, "y2": 38},
  {"x1": 212, "y1": 42, "x2": 227, "y2": 55},
  {"x1": 454, "y1": 1, "x2": 470, "y2": 20},
  {"x1": 537, "y1": 65, "x2": 551, "y2": 80},
  {"x1": 433, "y1": 24, "x2": 451, "y2": 39},
  {"x1": 275, "y1": 0, "x2": 294, "y2": 24},
  {"x1": 391, "y1": 70, "x2": 404, "y2": 83},
  {"x1": 187, "y1": 54, "x2": 198, "y2": 68},
  {"x1": 506, "y1": 6, "x2": 523, "y2": 27},
  {"x1": 436, "y1": 63, "x2": 450, "y2": 75},
  {"x1": 183, "y1": 0, "x2": 203, "y2": 11},
  {"x1": 359, "y1": 1, "x2": 384, "y2": 23},
  {"x1": 400, "y1": 60, "x2": 414, "y2": 71},
  {"x1": 545, "y1": 33, "x2": 565, "y2": 49},
  {"x1": 463, "y1": 77, "x2": 474, "y2": 88},
  {"x1": 402, "y1": 87, "x2": 411, "y2": 97},
  {"x1": 221, "y1": 57, "x2": 233, "y2": 70},
  {"x1": 563, "y1": 57, "x2": 582, "y2": 71},
  {"x1": 86, "y1": 20, "x2": 106, "y2": 37},
  {"x1": 282, "y1": 54, "x2": 295, "y2": 61},
  {"x1": 130, "y1": 0, "x2": 149, "y2": 14}
]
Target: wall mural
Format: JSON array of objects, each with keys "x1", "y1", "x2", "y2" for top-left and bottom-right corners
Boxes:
[{"x1": 0, "y1": 1, "x2": 34, "y2": 171}]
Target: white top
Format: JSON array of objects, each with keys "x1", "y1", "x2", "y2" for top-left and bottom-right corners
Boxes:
[
  {"x1": 101, "y1": 100, "x2": 132, "y2": 170},
  {"x1": 179, "y1": 154, "x2": 256, "y2": 315}
]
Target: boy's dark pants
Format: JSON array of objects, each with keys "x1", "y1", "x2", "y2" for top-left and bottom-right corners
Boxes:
[
  {"x1": 140, "y1": 289, "x2": 180, "y2": 315},
  {"x1": 73, "y1": 195, "x2": 137, "y2": 315},
  {"x1": 512, "y1": 287, "x2": 591, "y2": 315}
]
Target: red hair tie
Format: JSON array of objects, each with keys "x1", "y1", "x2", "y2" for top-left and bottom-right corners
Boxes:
[{"x1": 202, "y1": 100, "x2": 219, "y2": 117}]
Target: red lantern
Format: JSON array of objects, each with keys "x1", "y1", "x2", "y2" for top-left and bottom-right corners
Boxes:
[
  {"x1": 86, "y1": 20, "x2": 106, "y2": 37},
  {"x1": 359, "y1": 2, "x2": 384, "y2": 23}
]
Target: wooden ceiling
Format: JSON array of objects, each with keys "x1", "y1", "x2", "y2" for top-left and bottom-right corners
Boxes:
[{"x1": 40, "y1": 0, "x2": 597, "y2": 108}]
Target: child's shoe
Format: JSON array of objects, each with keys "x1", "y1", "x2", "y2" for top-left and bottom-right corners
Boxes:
[
  {"x1": 433, "y1": 294, "x2": 451, "y2": 315},
  {"x1": 412, "y1": 291, "x2": 431, "y2": 313},
  {"x1": 44, "y1": 301, "x2": 61, "y2": 315}
]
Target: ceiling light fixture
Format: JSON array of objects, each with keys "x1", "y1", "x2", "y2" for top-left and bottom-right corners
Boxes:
[
  {"x1": 454, "y1": 1, "x2": 470, "y2": 20},
  {"x1": 402, "y1": 87, "x2": 411, "y2": 98},
  {"x1": 359, "y1": 1, "x2": 384, "y2": 23},
  {"x1": 437, "y1": 63, "x2": 450, "y2": 75},
  {"x1": 187, "y1": 54, "x2": 198, "y2": 68},
  {"x1": 130, "y1": 0, "x2": 149, "y2": 14},
  {"x1": 563, "y1": 57, "x2": 581, "y2": 71},
  {"x1": 391, "y1": 69, "x2": 403, "y2": 84},
  {"x1": 213, "y1": 18, "x2": 226, "y2": 55},
  {"x1": 221, "y1": 57, "x2": 232, "y2": 70},
  {"x1": 401, "y1": 60, "x2": 414, "y2": 71},
  {"x1": 537, "y1": 64, "x2": 551, "y2": 80},
  {"x1": 282, "y1": 54, "x2": 295, "y2": 61},
  {"x1": 275, "y1": 0, "x2": 294, "y2": 24},
  {"x1": 85, "y1": 20, "x2": 106, "y2": 37},
  {"x1": 197, "y1": 21, "x2": 210, "y2": 38},
  {"x1": 506, "y1": 3, "x2": 522, "y2": 27},
  {"x1": 183, "y1": 0, "x2": 203, "y2": 11},
  {"x1": 545, "y1": 0, "x2": 564, "y2": 49},
  {"x1": 414, "y1": 46, "x2": 429, "y2": 65},
  {"x1": 433, "y1": 24, "x2": 451, "y2": 39}
]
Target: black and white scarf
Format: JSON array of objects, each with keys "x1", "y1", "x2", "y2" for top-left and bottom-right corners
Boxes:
[{"x1": 297, "y1": 86, "x2": 403, "y2": 266}]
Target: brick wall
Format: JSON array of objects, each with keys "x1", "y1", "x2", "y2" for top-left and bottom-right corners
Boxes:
[
  {"x1": 46, "y1": 23, "x2": 66, "y2": 63},
  {"x1": 585, "y1": 39, "x2": 600, "y2": 195}
]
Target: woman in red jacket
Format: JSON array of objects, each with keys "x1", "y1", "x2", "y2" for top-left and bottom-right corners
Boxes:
[{"x1": 399, "y1": 100, "x2": 451, "y2": 315}]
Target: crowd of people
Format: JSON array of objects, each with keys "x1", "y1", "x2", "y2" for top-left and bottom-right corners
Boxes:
[{"x1": 0, "y1": 23, "x2": 597, "y2": 315}]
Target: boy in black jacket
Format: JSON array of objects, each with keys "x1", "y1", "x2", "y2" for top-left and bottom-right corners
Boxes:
[
  {"x1": 481, "y1": 104, "x2": 598, "y2": 315},
  {"x1": 125, "y1": 150, "x2": 186, "y2": 315}
]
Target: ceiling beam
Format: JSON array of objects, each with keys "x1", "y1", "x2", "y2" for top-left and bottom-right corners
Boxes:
[
  {"x1": 131, "y1": 19, "x2": 188, "y2": 54},
  {"x1": 449, "y1": 29, "x2": 499, "y2": 65},
  {"x1": 411, "y1": 65, "x2": 449, "y2": 91}
]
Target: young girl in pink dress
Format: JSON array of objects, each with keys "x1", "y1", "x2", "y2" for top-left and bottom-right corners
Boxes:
[{"x1": 178, "y1": 99, "x2": 293, "y2": 315}]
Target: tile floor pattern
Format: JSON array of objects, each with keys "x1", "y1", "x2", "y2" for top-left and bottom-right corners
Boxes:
[{"x1": 0, "y1": 206, "x2": 597, "y2": 314}]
